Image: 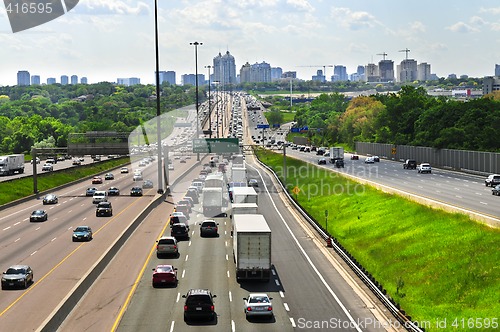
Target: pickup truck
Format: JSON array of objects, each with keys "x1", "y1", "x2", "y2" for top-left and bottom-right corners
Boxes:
[{"x1": 417, "y1": 163, "x2": 432, "y2": 174}]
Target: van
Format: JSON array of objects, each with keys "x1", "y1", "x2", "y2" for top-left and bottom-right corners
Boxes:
[{"x1": 92, "y1": 191, "x2": 108, "y2": 204}]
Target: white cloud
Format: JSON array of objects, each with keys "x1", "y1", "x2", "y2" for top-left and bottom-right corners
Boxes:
[
  {"x1": 331, "y1": 7, "x2": 380, "y2": 31},
  {"x1": 286, "y1": 0, "x2": 315, "y2": 13},
  {"x1": 409, "y1": 21, "x2": 426, "y2": 33},
  {"x1": 446, "y1": 21, "x2": 480, "y2": 33},
  {"x1": 478, "y1": 7, "x2": 500, "y2": 15},
  {"x1": 77, "y1": 0, "x2": 150, "y2": 16}
]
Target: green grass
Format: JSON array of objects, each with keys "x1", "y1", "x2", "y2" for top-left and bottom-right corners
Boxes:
[
  {"x1": 0, "y1": 158, "x2": 128, "y2": 205},
  {"x1": 263, "y1": 110, "x2": 296, "y2": 125},
  {"x1": 256, "y1": 148, "x2": 500, "y2": 331}
]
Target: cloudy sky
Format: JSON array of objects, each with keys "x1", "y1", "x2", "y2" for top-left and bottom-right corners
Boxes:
[{"x1": 1, "y1": 0, "x2": 499, "y2": 86}]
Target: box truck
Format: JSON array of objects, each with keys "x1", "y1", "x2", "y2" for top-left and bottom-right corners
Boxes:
[
  {"x1": 231, "y1": 186, "x2": 258, "y2": 205},
  {"x1": 329, "y1": 147, "x2": 344, "y2": 163},
  {"x1": 233, "y1": 214, "x2": 271, "y2": 281},
  {"x1": 0, "y1": 154, "x2": 25, "y2": 176}
]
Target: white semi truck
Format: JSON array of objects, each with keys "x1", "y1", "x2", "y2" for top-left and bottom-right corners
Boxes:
[
  {"x1": 233, "y1": 214, "x2": 272, "y2": 281},
  {"x1": 231, "y1": 186, "x2": 258, "y2": 205},
  {"x1": 0, "y1": 154, "x2": 25, "y2": 176},
  {"x1": 231, "y1": 166, "x2": 247, "y2": 184},
  {"x1": 202, "y1": 187, "x2": 224, "y2": 218}
]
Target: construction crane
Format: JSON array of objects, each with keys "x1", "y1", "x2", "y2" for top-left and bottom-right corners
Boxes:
[
  {"x1": 377, "y1": 52, "x2": 388, "y2": 60},
  {"x1": 399, "y1": 48, "x2": 410, "y2": 60},
  {"x1": 297, "y1": 65, "x2": 334, "y2": 81}
]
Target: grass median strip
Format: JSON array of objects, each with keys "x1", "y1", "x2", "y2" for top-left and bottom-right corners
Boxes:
[
  {"x1": 256, "y1": 148, "x2": 500, "y2": 331},
  {"x1": 0, "y1": 158, "x2": 128, "y2": 206}
]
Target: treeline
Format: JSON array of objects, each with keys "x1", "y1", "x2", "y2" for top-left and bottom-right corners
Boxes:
[
  {"x1": 0, "y1": 82, "x2": 200, "y2": 154},
  {"x1": 276, "y1": 86, "x2": 500, "y2": 152}
]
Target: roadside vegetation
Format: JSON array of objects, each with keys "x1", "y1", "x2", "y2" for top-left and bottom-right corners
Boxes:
[
  {"x1": 0, "y1": 158, "x2": 128, "y2": 205},
  {"x1": 255, "y1": 148, "x2": 500, "y2": 330}
]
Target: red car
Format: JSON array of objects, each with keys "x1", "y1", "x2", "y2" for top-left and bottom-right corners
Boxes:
[
  {"x1": 152, "y1": 264, "x2": 178, "y2": 287},
  {"x1": 92, "y1": 176, "x2": 103, "y2": 184}
]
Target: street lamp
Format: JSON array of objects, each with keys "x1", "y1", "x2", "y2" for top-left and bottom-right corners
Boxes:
[
  {"x1": 154, "y1": 0, "x2": 163, "y2": 194},
  {"x1": 205, "y1": 65, "x2": 212, "y2": 138},
  {"x1": 190, "y1": 41, "x2": 202, "y2": 161}
]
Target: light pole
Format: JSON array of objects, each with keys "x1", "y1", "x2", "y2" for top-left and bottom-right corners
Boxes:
[
  {"x1": 190, "y1": 41, "x2": 202, "y2": 161},
  {"x1": 205, "y1": 65, "x2": 212, "y2": 138},
  {"x1": 213, "y1": 81, "x2": 220, "y2": 138},
  {"x1": 154, "y1": 0, "x2": 163, "y2": 194}
]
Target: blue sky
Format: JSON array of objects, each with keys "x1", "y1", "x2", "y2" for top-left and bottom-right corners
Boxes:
[{"x1": 1, "y1": 0, "x2": 499, "y2": 86}]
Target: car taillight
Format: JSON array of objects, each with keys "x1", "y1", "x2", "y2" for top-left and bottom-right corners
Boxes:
[
  {"x1": 156, "y1": 245, "x2": 159, "y2": 250},
  {"x1": 173, "y1": 245, "x2": 177, "y2": 249},
  {"x1": 246, "y1": 307, "x2": 252, "y2": 311},
  {"x1": 184, "y1": 305, "x2": 188, "y2": 311},
  {"x1": 268, "y1": 306, "x2": 272, "y2": 311},
  {"x1": 210, "y1": 305, "x2": 214, "y2": 311}
]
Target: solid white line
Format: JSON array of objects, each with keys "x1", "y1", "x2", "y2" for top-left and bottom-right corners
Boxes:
[
  {"x1": 284, "y1": 302, "x2": 290, "y2": 311},
  {"x1": 169, "y1": 321, "x2": 175, "y2": 332},
  {"x1": 279, "y1": 291, "x2": 285, "y2": 298},
  {"x1": 248, "y1": 163, "x2": 364, "y2": 332}
]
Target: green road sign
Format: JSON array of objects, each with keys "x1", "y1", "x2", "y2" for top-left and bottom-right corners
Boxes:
[{"x1": 192, "y1": 138, "x2": 239, "y2": 153}]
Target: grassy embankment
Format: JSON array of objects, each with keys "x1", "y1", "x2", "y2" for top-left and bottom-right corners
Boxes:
[
  {"x1": 0, "y1": 158, "x2": 128, "y2": 206},
  {"x1": 255, "y1": 148, "x2": 499, "y2": 331}
]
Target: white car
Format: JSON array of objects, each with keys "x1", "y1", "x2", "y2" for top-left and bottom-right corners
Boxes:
[
  {"x1": 364, "y1": 157, "x2": 375, "y2": 164},
  {"x1": 42, "y1": 163, "x2": 53, "y2": 172},
  {"x1": 120, "y1": 167, "x2": 129, "y2": 173},
  {"x1": 243, "y1": 293, "x2": 273, "y2": 319},
  {"x1": 168, "y1": 164, "x2": 174, "y2": 170},
  {"x1": 417, "y1": 163, "x2": 432, "y2": 174}
]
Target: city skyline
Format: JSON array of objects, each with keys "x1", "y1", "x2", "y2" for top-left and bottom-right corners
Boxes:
[{"x1": 1, "y1": 1, "x2": 500, "y2": 86}]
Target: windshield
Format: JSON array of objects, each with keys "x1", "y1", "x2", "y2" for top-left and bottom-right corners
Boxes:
[{"x1": 5, "y1": 268, "x2": 25, "y2": 274}]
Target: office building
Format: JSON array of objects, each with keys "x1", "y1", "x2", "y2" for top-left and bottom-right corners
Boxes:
[
  {"x1": 213, "y1": 51, "x2": 237, "y2": 85},
  {"x1": 71, "y1": 75, "x2": 78, "y2": 85},
  {"x1": 397, "y1": 59, "x2": 417, "y2": 82},
  {"x1": 47, "y1": 77, "x2": 56, "y2": 85},
  {"x1": 117, "y1": 77, "x2": 141, "y2": 86},
  {"x1": 31, "y1": 75, "x2": 40, "y2": 85},
  {"x1": 240, "y1": 61, "x2": 272, "y2": 83},
  {"x1": 17, "y1": 70, "x2": 30, "y2": 86},
  {"x1": 332, "y1": 65, "x2": 348, "y2": 82},
  {"x1": 158, "y1": 71, "x2": 176, "y2": 85},
  {"x1": 379, "y1": 60, "x2": 394, "y2": 82},
  {"x1": 495, "y1": 64, "x2": 500, "y2": 77},
  {"x1": 61, "y1": 75, "x2": 69, "y2": 85},
  {"x1": 483, "y1": 76, "x2": 500, "y2": 95},
  {"x1": 81, "y1": 77, "x2": 88, "y2": 84},
  {"x1": 181, "y1": 74, "x2": 205, "y2": 86}
]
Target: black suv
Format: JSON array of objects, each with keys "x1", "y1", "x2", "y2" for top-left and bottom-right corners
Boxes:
[
  {"x1": 403, "y1": 159, "x2": 417, "y2": 169},
  {"x1": 96, "y1": 201, "x2": 113, "y2": 217},
  {"x1": 171, "y1": 223, "x2": 190, "y2": 240},
  {"x1": 182, "y1": 289, "x2": 217, "y2": 321}
]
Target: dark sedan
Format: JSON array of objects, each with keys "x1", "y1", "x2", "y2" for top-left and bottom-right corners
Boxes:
[
  {"x1": 108, "y1": 187, "x2": 120, "y2": 196},
  {"x1": 30, "y1": 210, "x2": 48, "y2": 222},
  {"x1": 86, "y1": 187, "x2": 98, "y2": 196},
  {"x1": 492, "y1": 185, "x2": 500, "y2": 196},
  {"x1": 72, "y1": 226, "x2": 93, "y2": 242},
  {"x1": 104, "y1": 173, "x2": 114, "y2": 180},
  {"x1": 1, "y1": 265, "x2": 33, "y2": 289},
  {"x1": 142, "y1": 179, "x2": 154, "y2": 189},
  {"x1": 317, "y1": 158, "x2": 327, "y2": 165},
  {"x1": 42, "y1": 194, "x2": 58, "y2": 205},
  {"x1": 130, "y1": 186, "x2": 143, "y2": 196}
]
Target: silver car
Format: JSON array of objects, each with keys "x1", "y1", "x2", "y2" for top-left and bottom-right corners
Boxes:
[
  {"x1": 243, "y1": 293, "x2": 273, "y2": 319},
  {"x1": 156, "y1": 236, "x2": 178, "y2": 257}
]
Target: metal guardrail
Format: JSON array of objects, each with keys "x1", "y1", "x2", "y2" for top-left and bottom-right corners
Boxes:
[{"x1": 255, "y1": 157, "x2": 424, "y2": 332}]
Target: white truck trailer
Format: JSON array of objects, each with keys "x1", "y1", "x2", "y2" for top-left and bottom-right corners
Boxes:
[
  {"x1": 202, "y1": 187, "x2": 224, "y2": 217},
  {"x1": 0, "y1": 154, "x2": 25, "y2": 176},
  {"x1": 231, "y1": 186, "x2": 258, "y2": 205},
  {"x1": 231, "y1": 166, "x2": 247, "y2": 184},
  {"x1": 233, "y1": 214, "x2": 271, "y2": 281},
  {"x1": 329, "y1": 147, "x2": 344, "y2": 163}
]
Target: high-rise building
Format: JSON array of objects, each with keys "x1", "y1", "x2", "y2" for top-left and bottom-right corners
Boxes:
[
  {"x1": 71, "y1": 75, "x2": 78, "y2": 85},
  {"x1": 17, "y1": 70, "x2": 30, "y2": 86},
  {"x1": 181, "y1": 74, "x2": 205, "y2": 86},
  {"x1": 397, "y1": 59, "x2": 418, "y2": 82},
  {"x1": 158, "y1": 71, "x2": 176, "y2": 85},
  {"x1": 364, "y1": 63, "x2": 379, "y2": 82},
  {"x1": 61, "y1": 75, "x2": 69, "y2": 85},
  {"x1": 271, "y1": 67, "x2": 283, "y2": 81},
  {"x1": 495, "y1": 64, "x2": 500, "y2": 77},
  {"x1": 31, "y1": 75, "x2": 40, "y2": 85},
  {"x1": 240, "y1": 62, "x2": 272, "y2": 83},
  {"x1": 417, "y1": 63, "x2": 431, "y2": 81},
  {"x1": 312, "y1": 70, "x2": 325, "y2": 82},
  {"x1": 81, "y1": 77, "x2": 88, "y2": 84},
  {"x1": 117, "y1": 77, "x2": 141, "y2": 86},
  {"x1": 332, "y1": 65, "x2": 348, "y2": 82},
  {"x1": 378, "y1": 60, "x2": 394, "y2": 82},
  {"x1": 47, "y1": 77, "x2": 56, "y2": 85},
  {"x1": 213, "y1": 51, "x2": 237, "y2": 85}
]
